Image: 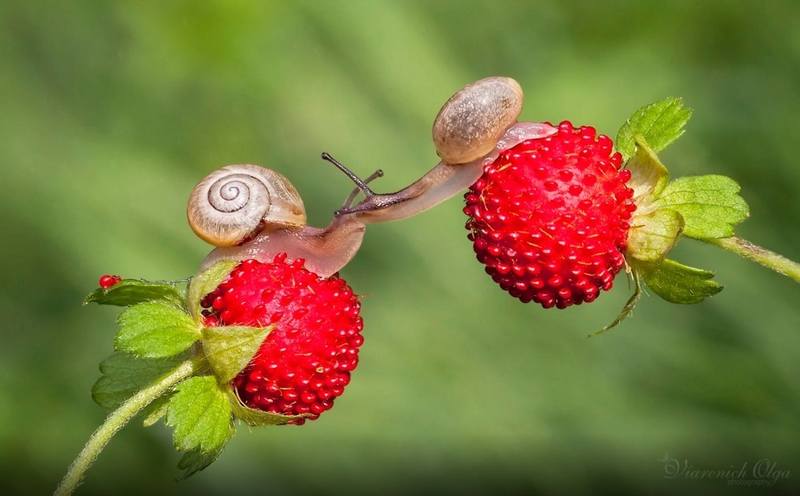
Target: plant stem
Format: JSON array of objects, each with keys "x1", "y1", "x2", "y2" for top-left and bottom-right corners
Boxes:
[
  {"x1": 705, "y1": 236, "x2": 800, "y2": 283},
  {"x1": 55, "y1": 359, "x2": 200, "y2": 496}
]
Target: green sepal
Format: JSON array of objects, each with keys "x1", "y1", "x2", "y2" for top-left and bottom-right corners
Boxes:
[
  {"x1": 116, "y1": 301, "x2": 201, "y2": 358},
  {"x1": 626, "y1": 136, "x2": 670, "y2": 201},
  {"x1": 166, "y1": 375, "x2": 234, "y2": 455},
  {"x1": 85, "y1": 278, "x2": 185, "y2": 307},
  {"x1": 635, "y1": 258, "x2": 723, "y2": 304},
  {"x1": 142, "y1": 395, "x2": 172, "y2": 427},
  {"x1": 91, "y1": 351, "x2": 187, "y2": 409},
  {"x1": 616, "y1": 97, "x2": 692, "y2": 160},
  {"x1": 590, "y1": 269, "x2": 642, "y2": 337},
  {"x1": 652, "y1": 175, "x2": 750, "y2": 239},
  {"x1": 186, "y1": 260, "x2": 238, "y2": 320},
  {"x1": 227, "y1": 388, "x2": 309, "y2": 426},
  {"x1": 202, "y1": 325, "x2": 273, "y2": 384},
  {"x1": 627, "y1": 209, "x2": 684, "y2": 262}
]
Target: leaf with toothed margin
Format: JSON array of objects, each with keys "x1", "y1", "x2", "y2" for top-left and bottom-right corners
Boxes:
[
  {"x1": 625, "y1": 136, "x2": 670, "y2": 202},
  {"x1": 651, "y1": 175, "x2": 750, "y2": 240},
  {"x1": 202, "y1": 325, "x2": 274, "y2": 384},
  {"x1": 166, "y1": 375, "x2": 234, "y2": 478},
  {"x1": 167, "y1": 376, "x2": 234, "y2": 454},
  {"x1": 635, "y1": 258, "x2": 723, "y2": 304},
  {"x1": 92, "y1": 351, "x2": 187, "y2": 409},
  {"x1": 617, "y1": 97, "x2": 693, "y2": 160},
  {"x1": 627, "y1": 209, "x2": 684, "y2": 262},
  {"x1": 85, "y1": 278, "x2": 185, "y2": 307},
  {"x1": 186, "y1": 260, "x2": 238, "y2": 320},
  {"x1": 115, "y1": 301, "x2": 201, "y2": 358}
]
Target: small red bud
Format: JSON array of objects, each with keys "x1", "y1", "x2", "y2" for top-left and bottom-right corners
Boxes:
[{"x1": 98, "y1": 274, "x2": 122, "y2": 289}]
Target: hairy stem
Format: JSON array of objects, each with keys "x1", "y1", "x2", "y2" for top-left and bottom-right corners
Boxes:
[
  {"x1": 705, "y1": 236, "x2": 800, "y2": 283},
  {"x1": 55, "y1": 359, "x2": 200, "y2": 496}
]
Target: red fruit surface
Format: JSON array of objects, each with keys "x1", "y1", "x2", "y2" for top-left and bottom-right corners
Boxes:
[
  {"x1": 201, "y1": 254, "x2": 363, "y2": 424},
  {"x1": 464, "y1": 121, "x2": 636, "y2": 309},
  {"x1": 98, "y1": 274, "x2": 122, "y2": 289}
]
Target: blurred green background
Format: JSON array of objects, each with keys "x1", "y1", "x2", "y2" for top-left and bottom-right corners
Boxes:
[{"x1": 2, "y1": 1, "x2": 799, "y2": 494}]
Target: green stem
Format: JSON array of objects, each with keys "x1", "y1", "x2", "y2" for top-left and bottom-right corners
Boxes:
[
  {"x1": 705, "y1": 236, "x2": 800, "y2": 283},
  {"x1": 54, "y1": 359, "x2": 200, "y2": 496}
]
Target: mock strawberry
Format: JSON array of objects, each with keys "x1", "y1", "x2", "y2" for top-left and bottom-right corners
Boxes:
[
  {"x1": 464, "y1": 121, "x2": 636, "y2": 309},
  {"x1": 200, "y1": 254, "x2": 363, "y2": 423}
]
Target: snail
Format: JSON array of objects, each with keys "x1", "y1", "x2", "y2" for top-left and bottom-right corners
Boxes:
[
  {"x1": 188, "y1": 76, "x2": 557, "y2": 276},
  {"x1": 189, "y1": 161, "x2": 383, "y2": 278},
  {"x1": 332, "y1": 76, "x2": 558, "y2": 222}
]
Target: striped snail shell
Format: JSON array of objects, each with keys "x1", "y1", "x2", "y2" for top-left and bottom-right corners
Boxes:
[{"x1": 187, "y1": 164, "x2": 307, "y2": 247}]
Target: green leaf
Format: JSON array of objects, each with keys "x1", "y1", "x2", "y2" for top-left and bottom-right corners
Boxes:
[
  {"x1": 627, "y1": 209, "x2": 684, "y2": 262},
  {"x1": 85, "y1": 278, "x2": 185, "y2": 307},
  {"x1": 186, "y1": 260, "x2": 238, "y2": 320},
  {"x1": 202, "y1": 325, "x2": 273, "y2": 383},
  {"x1": 142, "y1": 394, "x2": 172, "y2": 427},
  {"x1": 92, "y1": 352, "x2": 185, "y2": 409},
  {"x1": 166, "y1": 376, "x2": 233, "y2": 454},
  {"x1": 228, "y1": 389, "x2": 308, "y2": 426},
  {"x1": 652, "y1": 175, "x2": 750, "y2": 239},
  {"x1": 116, "y1": 301, "x2": 200, "y2": 358},
  {"x1": 636, "y1": 258, "x2": 723, "y2": 304},
  {"x1": 616, "y1": 97, "x2": 693, "y2": 160},
  {"x1": 626, "y1": 136, "x2": 670, "y2": 201},
  {"x1": 177, "y1": 446, "x2": 227, "y2": 479}
]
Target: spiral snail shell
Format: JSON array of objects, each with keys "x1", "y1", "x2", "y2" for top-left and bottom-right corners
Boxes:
[
  {"x1": 188, "y1": 164, "x2": 307, "y2": 247},
  {"x1": 432, "y1": 76, "x2": 524, "y2": 165}
]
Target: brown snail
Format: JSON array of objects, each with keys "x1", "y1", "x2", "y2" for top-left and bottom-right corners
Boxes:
[
  {"x1": 332, "y1": 76, "x2": 557, "y2": 222},
  {"x1": 189, "y1": 161, "x2": 381, "y2": 278},
  {"x1": 189, "y1": 76, "x2": 556, "y2": 276}
]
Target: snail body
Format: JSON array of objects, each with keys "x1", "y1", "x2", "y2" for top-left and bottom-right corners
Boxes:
[{"x1": 200, "y1": 216, "x2": 366, "y2": 278}]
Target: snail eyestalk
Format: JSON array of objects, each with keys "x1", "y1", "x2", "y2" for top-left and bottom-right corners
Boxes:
[{"x1": 320, "y1": 152, "x2": 377, "y2": 196}]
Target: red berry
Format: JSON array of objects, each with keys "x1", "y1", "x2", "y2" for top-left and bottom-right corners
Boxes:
[
  {"x1": 98, "y1": 274, "x2": 122, "y2": 289},
  {"x1": 202, "y1": 254, "x2": 363, "y2": 424},
  {"x1": 464, "y1": 121, "x2": 635, "y2": 309}
]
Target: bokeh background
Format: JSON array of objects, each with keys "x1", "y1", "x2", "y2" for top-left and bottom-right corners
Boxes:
[{"x1": 2, "y1": 1, "x2": 799, "y2": 494}]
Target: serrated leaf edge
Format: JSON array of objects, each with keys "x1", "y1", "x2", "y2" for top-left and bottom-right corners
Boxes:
[
  {"x1": 114, "y1": 301, "x2": 202, "y2": 359},
  {"x1": 166, "y1": 376, "x2": 234, "y2": 453}
]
